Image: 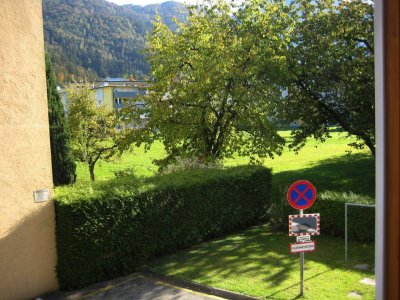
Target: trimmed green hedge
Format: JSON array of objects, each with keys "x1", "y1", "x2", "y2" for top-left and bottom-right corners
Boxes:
[
  {"x1": 55, "y1": 166, "x2": 272, "y2": 289},
  {"x1": 268, "y1": 190, "x2": 375, "y2": 242}
]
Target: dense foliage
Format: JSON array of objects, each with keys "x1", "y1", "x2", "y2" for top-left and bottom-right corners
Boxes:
[
  {"x1": 144, "y1": 1, "x2": 287, "y2": 168},
  {"x1": 43, "y1": 0, "x2": 187, "y2": 82},
  {"x1": 55, "y1": 166, "x2": 272, "y2": 289},
  {"x1": 46, "y1": 54, "x2": 76, "y2": 185},
  {"x1": 277, "y1": 0, "x2": 375, "y2": 155},
  {"x1": 143, "y1": 0, "x2": 375, "y2": 161}
]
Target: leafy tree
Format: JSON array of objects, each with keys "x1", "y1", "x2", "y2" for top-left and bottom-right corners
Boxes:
[
  {"x1": 144, "y1": 0, "x2": 286, "y2": 167},
  {"x1": 276, "y1": 0, "x2": 375, "y2": 155},
  {"x1": 46, "y1": 54, "x2": 76, "y2": 185},
  {"x1": 67, "y1": 85, "x2": 129, "y2": 181}
]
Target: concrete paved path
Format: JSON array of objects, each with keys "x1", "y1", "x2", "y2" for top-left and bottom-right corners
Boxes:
[{"x1": 41, "y1": 273, "x2": 226, "y2": 300}]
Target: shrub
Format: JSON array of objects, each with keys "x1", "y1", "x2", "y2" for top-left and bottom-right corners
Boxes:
[
  {"x1": 46, "y1": 54, "x2": 76, "y2": 185},
  {"x1": 268, "y1": 188, "x2": 375, "y2": 242},
  {"x1": 160, "y1": 156, "x2": 223, "y2": 174},
  {"x1": 55, "y1": 165, "x2": 272, "y2": 289}
]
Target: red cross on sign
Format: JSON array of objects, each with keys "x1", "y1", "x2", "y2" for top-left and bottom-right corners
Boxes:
[{"x1": 287, "y1": 180, "x2": 317, "y2": 210}]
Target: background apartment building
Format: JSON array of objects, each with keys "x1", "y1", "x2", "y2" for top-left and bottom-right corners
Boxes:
[{"x1": 59, "y1": 77, "x2": 150, "y2": 128}]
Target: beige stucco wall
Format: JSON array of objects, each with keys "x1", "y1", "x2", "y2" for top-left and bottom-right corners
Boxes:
[{"x1": 0, "y1": 1, "x2": 58, "y2": 299}]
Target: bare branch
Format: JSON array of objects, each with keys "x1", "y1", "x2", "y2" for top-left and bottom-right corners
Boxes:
[{"x1": 349, "y1": 37, "x2": 374, "y2": 53}]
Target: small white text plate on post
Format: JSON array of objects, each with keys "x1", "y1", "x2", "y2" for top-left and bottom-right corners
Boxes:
[
  {"x1": 290, "y1": 241, "x2": 316, "y2": 254},
  {"x1": 296, "y1": 235, "x2": 311, "y2": 242}
]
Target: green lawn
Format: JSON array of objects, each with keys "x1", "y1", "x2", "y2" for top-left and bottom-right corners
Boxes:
[
  {"x1": 70, "y1": 130, "x2": 373, "y2": 184},
  {"x1": 148, "y1": 224, "x2": 375, "y2": 300},
  {"x1": 63, "y1": 130, "x2": 374, "y2": 205},
  {"x1": 74, "y1": 138, "x2": 166, "y2": 182}
]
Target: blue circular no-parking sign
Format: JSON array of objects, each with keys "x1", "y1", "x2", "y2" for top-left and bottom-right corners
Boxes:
[{"x1": 287, "y1": 180, "x2": 317, "y2": 210}]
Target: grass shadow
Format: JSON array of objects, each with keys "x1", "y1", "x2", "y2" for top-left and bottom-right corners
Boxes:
[
  {"x1": 264, "y1": 269, "x2": 331, "y2": 299},
  {"x1": 148, "y1": 224, "x2": 374, "y2": 299},
  {"x1": 271, "y1": 152, "x2": 374, "y2": 199}
]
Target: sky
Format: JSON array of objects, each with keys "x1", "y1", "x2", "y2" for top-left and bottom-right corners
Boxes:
[{"x1": 107, "y1": 0, "x2": 196, "y2": 6}]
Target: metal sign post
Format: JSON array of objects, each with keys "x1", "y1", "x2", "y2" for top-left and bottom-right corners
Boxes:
[{"x1": 300, "y1": 209, "x2": 304, "y2": 296}]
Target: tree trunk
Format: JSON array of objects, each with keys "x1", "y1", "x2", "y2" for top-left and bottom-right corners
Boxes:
[
  {"x1": 89, "y1": 163, "x2": 95, "y2": 182},
  {"x1": 364, "y1": 138, "x2": 376, "y2": 158}
]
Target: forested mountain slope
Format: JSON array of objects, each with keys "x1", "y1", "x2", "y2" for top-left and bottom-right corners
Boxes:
[{"x1": 43, "y1": 0, "x2": 186, "y2": 82}]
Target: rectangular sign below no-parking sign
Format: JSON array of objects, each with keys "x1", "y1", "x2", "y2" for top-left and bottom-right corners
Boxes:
[
  {"x1": 296, "y1": 235, "x2": 311, "y2": 242},
  {"x1": 290, "y1": 241, "x2": 316, "y2": 254},
  {"x1": 289, "y1": 213, "x2": 320, "y2": 237}
]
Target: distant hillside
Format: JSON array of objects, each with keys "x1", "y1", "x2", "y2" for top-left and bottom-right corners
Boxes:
[{"x1": 43, "y1": 0, "x2": 187, "y2": 83}]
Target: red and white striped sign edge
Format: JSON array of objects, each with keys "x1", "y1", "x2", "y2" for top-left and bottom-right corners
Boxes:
[
  {"x1": 288, "y1": 213, "x2": 320, "y2": 237},
  {"x1": 290, "y1": 240, "x2": 316, "y2": 254}
]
